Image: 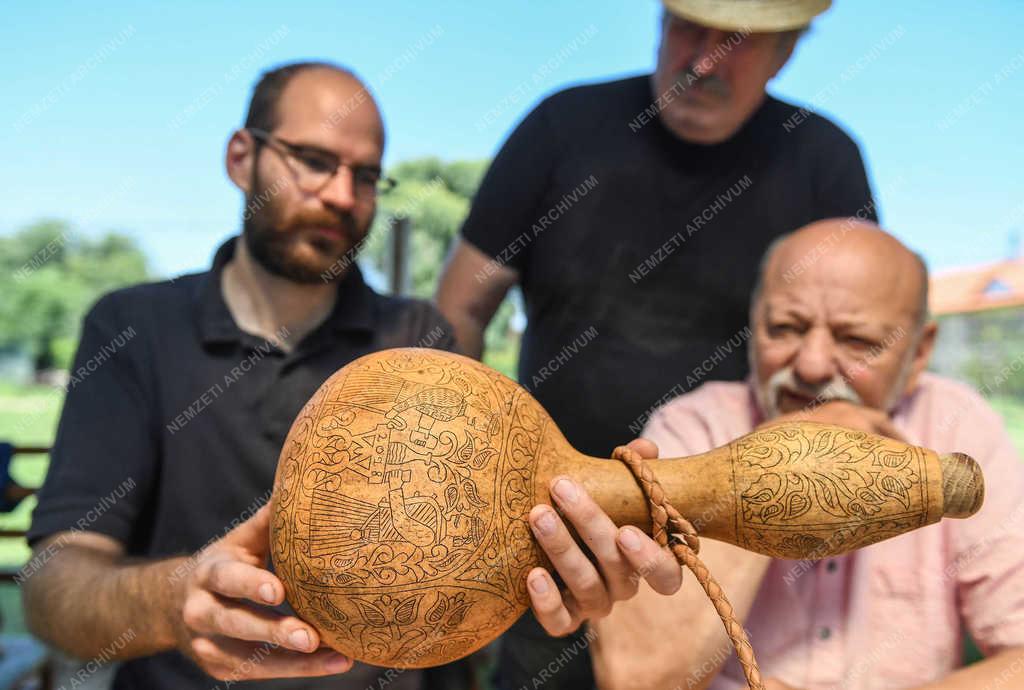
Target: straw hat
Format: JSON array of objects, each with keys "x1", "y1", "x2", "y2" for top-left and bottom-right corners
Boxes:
[{"x1": 661, "y1": 0, "x2": 832, "y2": 32}]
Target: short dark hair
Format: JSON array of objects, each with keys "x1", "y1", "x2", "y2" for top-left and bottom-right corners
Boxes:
[{"x1": 243, "y1": 61, "x2": 356, "y2": 132}]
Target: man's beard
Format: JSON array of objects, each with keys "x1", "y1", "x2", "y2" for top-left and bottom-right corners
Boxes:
[{"x1": 241, "y1": 173, "x2": 369, "y2": 285}]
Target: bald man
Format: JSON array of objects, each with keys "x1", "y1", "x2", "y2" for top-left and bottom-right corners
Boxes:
[
  {"x1": 22, "y1": 62, "x2": 682, "y2": 690},
  {"x1": 590, "y1": 220, "x2": 1024, "y2": 690}
]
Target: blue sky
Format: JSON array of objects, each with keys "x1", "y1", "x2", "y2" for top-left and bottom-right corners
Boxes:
[{"x1": 2, "y1": 1, "x2": 1022, "y2": 279}]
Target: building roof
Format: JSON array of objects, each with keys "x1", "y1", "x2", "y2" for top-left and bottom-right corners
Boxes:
[{"x1": 930, "y1": 258, "x2": 1024, "y2": 316}]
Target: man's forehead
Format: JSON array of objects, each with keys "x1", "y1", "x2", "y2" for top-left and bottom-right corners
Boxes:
[
  {"x1": 760, "y1": 272, "x2": 915, "y2": 329},
  {"x1": 769, "y1": 225, "x2": 920, "y2": 293},
  {"x1": 274, "y1": 69, "x2": 383, "y2": 150},
  {"x1": 761, "y1": 289, "x2": 904, "y2": 327}
]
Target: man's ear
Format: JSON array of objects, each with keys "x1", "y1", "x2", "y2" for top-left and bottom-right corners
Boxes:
[
  {"x1": 225, "y1": 129, "x2": 256, "y2": 194},
  {"x1": 902, "y1": 321, "x2": 938, "y2": 395}
]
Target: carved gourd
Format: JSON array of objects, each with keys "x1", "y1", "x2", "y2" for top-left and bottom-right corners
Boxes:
[{"x1": 270, "y1": 348, "x2": 983, "y2": 668}]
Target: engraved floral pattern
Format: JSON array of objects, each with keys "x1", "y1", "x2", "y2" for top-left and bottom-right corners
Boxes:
[{"x1": 734, "y1": 425, "x2": 929, "y2": 558}]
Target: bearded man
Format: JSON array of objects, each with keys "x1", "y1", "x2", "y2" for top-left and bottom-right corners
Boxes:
[{"x1": 22, "y1": 62, "x2": 681, "y2": 690}]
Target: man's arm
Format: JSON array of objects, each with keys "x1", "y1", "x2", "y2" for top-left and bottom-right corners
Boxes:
[
  {"x1": 437, "y1": 93, "x2": 559, "y2": 359},
  {"x1": 23, "y1": 506, "x2": 352, "y2": 681},
  {"x1": 435, "y1": 237, "x2": 518, "y2": 359},
  {"x1": 762, "y1": 648, "x2": 1024, "y2": 690},
  {"x1": 25, "y1": 474, "x2": 681, "y2": 682},
  {"x1": 23, "y1": 531, "x2": 183, "y2": 660},
  {"x1": 22, "y1": 296, "x2": 346, "y2": 680},
  {"x1": 912, "y1": 648, "x2": 1024, "y2": 690},
  {"x1": 592, "y1": 539, "x2": 769, "y2": 690}
]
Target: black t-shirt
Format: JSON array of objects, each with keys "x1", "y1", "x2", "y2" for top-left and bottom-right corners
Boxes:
[
  {"x1": 28, "y1": 239, "x2": 458, "y2": 690},
  {"x1": 460, "y1": 75, "x2": 877, "y2": 689}
]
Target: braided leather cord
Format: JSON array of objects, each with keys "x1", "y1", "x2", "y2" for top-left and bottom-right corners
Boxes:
[{"x1": 612, "y1": 444, "x2": 765, "y2": 690}]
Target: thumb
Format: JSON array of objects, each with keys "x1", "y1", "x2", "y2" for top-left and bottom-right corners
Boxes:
[
  {"x1": 626, "y1": 437, "x2": 659, "y2": 459},
  {"x1": 221, "y1": 502, "x2": 273, "y2": 553}
]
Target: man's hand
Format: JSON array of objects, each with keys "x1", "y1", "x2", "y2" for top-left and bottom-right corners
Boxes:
[
  {"x1": 173, "y1": 504, "x2": 352, "y2": 681},
  {"x1": 766, "y1": 400, "x2": 905, "y2": 441},
  {"x1": 526, "y1": 438, "x2": 683, "y2": 636}
]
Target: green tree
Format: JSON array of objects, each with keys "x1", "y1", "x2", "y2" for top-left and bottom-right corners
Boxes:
[
  {"x1": 0, "y1": 220, "x2": 149, "y2": 370},
  {"x1": 362, "y1": 158, "x2": 487, "y2": 297},
  {"x1": 937, "y1": 310, "x2": 1024, "y2": 396},
  {"x1": 362, "y1": 158, "x2": 521, "y2": 376},
  {"x1": 362, "y1": 158, "x2": 488, "y2": 294}
]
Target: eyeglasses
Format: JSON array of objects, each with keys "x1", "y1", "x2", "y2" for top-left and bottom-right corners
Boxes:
[{"x1": 246, "y1": 128, "x2": 397, "y2": 199}]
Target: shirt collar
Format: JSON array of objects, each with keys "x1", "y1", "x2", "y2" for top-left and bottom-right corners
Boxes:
[{"x1": 194, "y1": 237, "x2": 377, "y2": 347}]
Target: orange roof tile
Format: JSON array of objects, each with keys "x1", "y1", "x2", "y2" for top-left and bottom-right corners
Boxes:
[{"x1": 930, "y1": 258, "x2": 1024, "y2": 315}]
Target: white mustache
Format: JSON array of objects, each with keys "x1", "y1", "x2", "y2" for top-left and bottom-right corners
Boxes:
[{"x1": 764, "y1": 366, "x2": 863, "y2": 413}]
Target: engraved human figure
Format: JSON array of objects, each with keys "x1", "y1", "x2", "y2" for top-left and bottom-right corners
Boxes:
[
  {"x1": 381, "y1": 470, "x2": 438, "y2": 547},
  {"x1": 384, "y1": 387, "x2": 498, "y2": 449},
  {"x1": 378, "y1": 471, "x2": 484, "y2": 548},
  {"x1": 364, "y1": 424, "x2": 433, "y2": 484},
  {"x1": 310, "y1": 470, "x2": 483, "y2": 556}
]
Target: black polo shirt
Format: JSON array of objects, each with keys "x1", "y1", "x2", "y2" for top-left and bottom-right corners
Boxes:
[
  {"x1": 29, "y1": 238, "x2": 457, "y2": 690},
  {"x1": 461, "y1": 76, "x2": 878, "y2": 689},
  {"x1": 463, "y1": 76, "x2": 877, "y2": 460}
]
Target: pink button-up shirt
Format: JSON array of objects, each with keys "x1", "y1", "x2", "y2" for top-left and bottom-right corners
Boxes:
[{"x1": 643, "y1": 373, "x2": 1024, "y2": 690}]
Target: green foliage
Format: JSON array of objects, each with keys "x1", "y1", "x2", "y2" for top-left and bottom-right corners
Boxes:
[
  {"x1": 361, "y1": 157, "x2": 522, "y2": 379},
  {"x1": 937, "y1": 309, "x2": 1024, "y2": 398},
  {"x1": 0, "y1": 158, "x2": 502, "y2": 376},
  {"x1": 990, "y1": 396, "x2": 1024, "y2": 455},
  {"x1": 0, "y1": 381, "x2": 59, "y2": 574},
  {"x1": 49, "y1": 336, "x2": 78, "y2": 371},
  {"x1": 481, "y1": 292, "x2": 522, "y2": 379},
  {"x1": 441, "y1": 160, "x2": 490, "y2": 199},
  {"x1": 0, "y1": 220, "x2": 149, "y2": 369},
  {"x1": 363, "y1": 158, "x2": 489, "y2": 299}
]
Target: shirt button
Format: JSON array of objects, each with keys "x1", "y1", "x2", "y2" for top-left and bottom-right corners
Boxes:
[
  {"x1": 820, "y1": 627, "x2": 832, "y2": 640},
  {"x1": 826, "y1": 560, "x2": 838, "y2": 573}
]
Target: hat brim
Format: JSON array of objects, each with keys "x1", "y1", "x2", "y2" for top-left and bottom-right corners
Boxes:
[{"x1": 661, "y1": 0, "x2": 832, "y2": 32}]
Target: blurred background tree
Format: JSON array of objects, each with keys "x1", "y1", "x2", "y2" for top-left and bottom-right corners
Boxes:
[
  {"x1": 0, "y1": 220, "x2": 149, "y2": 372},
  {"x1": 361, "y1": 157, "x2": 523, "y2": 376},
  {"x1": 0, "y1": 158, "x2": 524, "y2": 380},
  {"x1": 0, "y1": 221, "x2": 150, "y2": 585}
]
